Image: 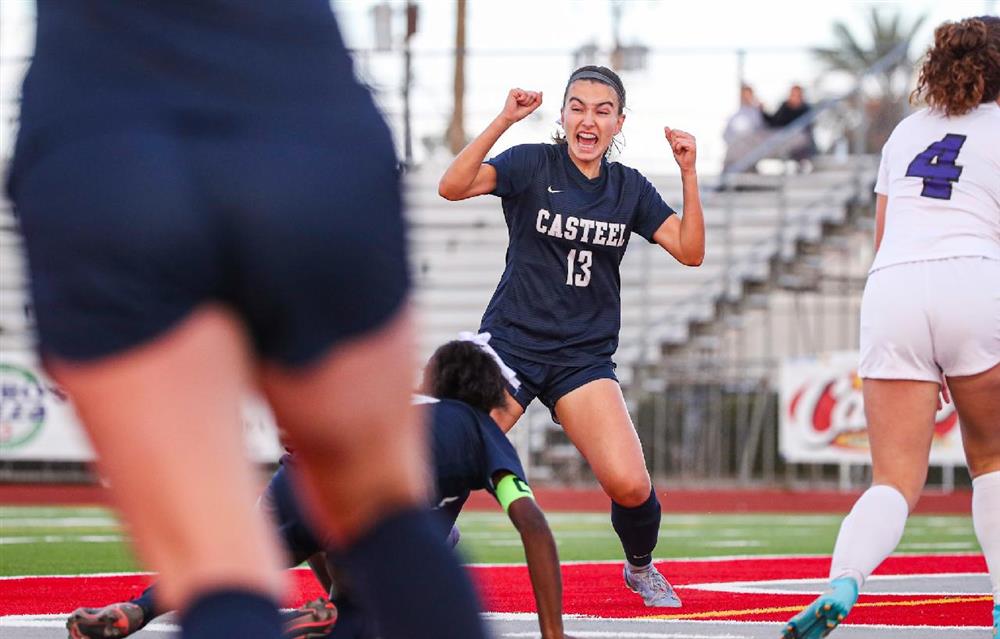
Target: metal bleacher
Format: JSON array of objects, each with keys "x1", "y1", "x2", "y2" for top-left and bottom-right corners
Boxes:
[
  {"x1": 0, "y1": 26, "x2": 894, "y2": 482},
  {"x1": 406, "y1": 159, "x2": 875, "y2": 389}
]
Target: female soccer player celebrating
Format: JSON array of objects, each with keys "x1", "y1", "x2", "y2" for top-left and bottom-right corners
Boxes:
[
  {"x1": 439, "y1": 65, "x2": 705, "y2": 607},
  {"x1": 783, "y1": 15, "x2": 1000, "y2": 639}
]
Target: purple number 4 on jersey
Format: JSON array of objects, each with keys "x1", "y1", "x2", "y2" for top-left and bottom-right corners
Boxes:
[{"x1": 905, "y1": 134, "x2": 967, "y2": 200}]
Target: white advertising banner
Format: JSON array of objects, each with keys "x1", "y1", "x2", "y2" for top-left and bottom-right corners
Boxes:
[
  {"x1": 779, "y1": 352, "x2": 966, "y2": 465},
  {"x1": 0, "y1": 353, "x2": 284, "y2": 463}
]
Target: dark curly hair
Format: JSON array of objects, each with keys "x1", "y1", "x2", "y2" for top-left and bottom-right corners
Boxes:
[
  {"x1": 911, "y1": 15, "x2": 1000, "y2": 117},
  {"x1": 423, "y1": 341, "x2": 507, "y2": 414}
]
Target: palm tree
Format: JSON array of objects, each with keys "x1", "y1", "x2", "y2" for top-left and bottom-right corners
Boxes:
[{"x1": 813, "y1": 8, "x2": 927, "y2": 152}]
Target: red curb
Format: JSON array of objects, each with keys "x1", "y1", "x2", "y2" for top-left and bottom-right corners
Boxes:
[
  {"x1": 462, "y1": 486, "x2": 972, "y2": 515},
  {"x1": 0, "y1": 483, "x2": 972, "y2": 514}
]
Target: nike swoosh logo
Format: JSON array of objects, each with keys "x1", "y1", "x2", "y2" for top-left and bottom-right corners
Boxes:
[{"x1": 547, "y1": 186, "x2": 562, "y2": 193}]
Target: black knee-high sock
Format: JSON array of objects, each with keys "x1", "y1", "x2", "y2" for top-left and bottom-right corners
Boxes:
[
  {"x1": 611, "y1": 489, "x2": 661, "y2": 568},
  {"x1": 180, "y1": 589, "x2": 281, "y2": 639},
  {"x1": 338, "y1": 508, "x2": 488, "y2": 639}
]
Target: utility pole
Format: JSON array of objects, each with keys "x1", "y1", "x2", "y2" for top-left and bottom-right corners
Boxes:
[
  {"x1": 445, "y1": 0, "x2": 467, "y2": 155},
  {"x1": 402, "y1": 1, "x2": 418, "y2": 167}
]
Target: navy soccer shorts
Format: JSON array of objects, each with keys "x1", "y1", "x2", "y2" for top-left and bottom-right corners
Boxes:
[
  {"x1": 11, "y1": 116, "x2": 408, "y2": 366},
  {"x1": 490, "y1": 345, "x2": 618, "y2": 422}
]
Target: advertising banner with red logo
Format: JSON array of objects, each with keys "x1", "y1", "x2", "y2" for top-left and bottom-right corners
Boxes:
[
  {"x1": 780, "y1": 352, "x2": 966, "y2": 465},
  {"x1": 0, "y1": 353, "x2": 284, "y2": 463}
]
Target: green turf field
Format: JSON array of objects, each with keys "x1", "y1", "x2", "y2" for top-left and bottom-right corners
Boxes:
[{"x1": 0, "y1": 505, "x2": 979, "y2": 577}]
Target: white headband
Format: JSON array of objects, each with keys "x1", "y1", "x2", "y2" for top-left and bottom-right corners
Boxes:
[{"x1": 457, "y1": 331, "x2": 521, "y2": 391}]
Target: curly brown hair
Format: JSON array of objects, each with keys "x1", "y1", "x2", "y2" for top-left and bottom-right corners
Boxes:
[
  {"x1": 911, "y1": 15, "x2": 1000, "y2": 117},
  {"x1": 423, "y1": 340, "x2": 506, "y2": 414}
]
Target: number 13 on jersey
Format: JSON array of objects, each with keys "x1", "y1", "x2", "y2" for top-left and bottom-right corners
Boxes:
[{"x1": 566, "y1": 249, "x2": 592, "y2": 287}]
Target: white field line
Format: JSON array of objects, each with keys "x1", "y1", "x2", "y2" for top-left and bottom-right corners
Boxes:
[
  {"x1": 0, "y1": 508, "x2": 110, "y2": 517},
  {"x1": 1, "y1": 613, "x2": 984, "y2": 632},
  {"x1": 0, "y1": 615, "x2": 179, "y2": 633},
  {"x1": 0, "y1": 534, "x2": 123, "y2": 545},
  {"x1": 0, "y1": 553, "x2": 984, "y2": 577},
  {"x1": 464, "y1": 529, "x2": 713, "y2": 539},
  {"x1": 461, "y1": 513, "x2": 850, "y2": 525},
  {"x1": 0, "y1": 517, "x2": 118, "y2": 527},
  {"x1": 468, "y1": 552, "x2": 984, "y2": 568},
  {"x1": 501, "y1": 632, "x2": 747, "y2": 638},
  {"x1": 898, "y1": 542, "x2": 977, "y2": 550},
  {"x1": 684, "y1": 572, "x2": 991, "y2": 595},
  {"x1": 482, "y1": 613, "x2": 989, "y2": 631}
]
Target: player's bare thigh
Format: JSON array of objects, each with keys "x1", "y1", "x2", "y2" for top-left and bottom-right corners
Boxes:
[
  {"x1": 948, "y1": 361, "x2": 1000, "y2": 478},
  {"x1": 257, "y1": 304, "x2": 428, "y2": 544},
  {"x1": 862, "y1": 378, "x2": 939, "y2": 510},
  {"x1": 555, "y1": 378, "x2": 651, "y2": 507},
  {"x1": 492, "y1": 391, "x2": 526, "y2": 432},
  {"x1": 48, "y1": 305, "x2": 285, "y2": 610}
]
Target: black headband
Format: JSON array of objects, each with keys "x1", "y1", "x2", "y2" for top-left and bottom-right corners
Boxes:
[{"x1": 566, "y1": 69, "x2": 624, "y2": 106}]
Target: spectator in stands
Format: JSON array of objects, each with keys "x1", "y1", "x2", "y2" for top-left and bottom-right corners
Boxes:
[
  {"x1": 6, "y1": 4, "x2": 486, "y2": 639},
  {"x1": 722, "y1": 84, "x2": 767, "y2": 173},
  {"x1": 438, "y1": 66, "x2": 705, "y2": 610},
  {"x1": 762, "y1": 84, "x2": 817, "y2": 170},
  {"x1": 782, "y1": 15, "x2": 1000, "y2": 639}
]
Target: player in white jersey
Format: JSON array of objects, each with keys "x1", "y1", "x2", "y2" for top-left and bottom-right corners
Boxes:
[{"x1": 782, "y1": 16, "x2": 1000, "y2": 639}]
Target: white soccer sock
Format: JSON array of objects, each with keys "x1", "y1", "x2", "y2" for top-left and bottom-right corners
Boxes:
[
  {"x1": 829, "y1": 484, "x2": 909, "y2": 588},
  {"x1": 972, "y1": 471, "x2": 1000, "y2": 605}
]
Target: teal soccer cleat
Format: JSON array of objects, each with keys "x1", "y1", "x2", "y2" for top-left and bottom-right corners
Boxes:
[
  {"x1": 992, "y1": 603, "x2": 998, "y2": 637},
  {"x1": 780, "y1": 577, "x2": 859, "y2": 639}
]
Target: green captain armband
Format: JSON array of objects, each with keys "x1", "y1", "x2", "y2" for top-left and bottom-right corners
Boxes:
[{"x1": 495, "y1": 474, "x2": 534, "y2": 513}]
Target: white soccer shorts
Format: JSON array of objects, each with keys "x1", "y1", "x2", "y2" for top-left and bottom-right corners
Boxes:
[{"x1": 859, "y1": 256, "x2": 1000, "y2": 381}]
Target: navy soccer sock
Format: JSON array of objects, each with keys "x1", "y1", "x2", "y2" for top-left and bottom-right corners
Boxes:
[
  {"x1": 130, "y1": 585, "x2": 159, "y2": 627},
  {"x1": 180, "y1": 589, "x2": 281, "y2": 639},
  {"x1": 611, "y1": 488, "x2": 661, "y2": 568},
  {"x1": 338, "y1": 508, "x2": 488, "y2": 639}
]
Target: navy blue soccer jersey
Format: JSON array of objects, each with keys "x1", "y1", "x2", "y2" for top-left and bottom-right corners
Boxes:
[
  {"x1": 427, "y1": 398, "x2": 527, "y2": 527},
  {"x1": 481, "y1": 143, "x2": 676, "y2": 365},
  {"x1": 266, "y1": 398, "x2": 525, "y2": 558}
]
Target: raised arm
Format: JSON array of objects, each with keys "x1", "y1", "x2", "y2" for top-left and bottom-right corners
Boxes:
[
  {"x1": 652, "y1": 127, "x2": 705, "y2": 266},
  {"x1": 438, "y1": 88, "x2": 542, "y2": 201},
  {"x1": 495, "y1": 472, "x2": 569, "y2": 639}
]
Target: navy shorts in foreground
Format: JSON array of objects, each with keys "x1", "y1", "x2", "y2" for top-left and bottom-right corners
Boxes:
[
  {"x1": 491, "y1": 344, "x2": 618, "y2": 422},
  {"x1": 11, "y1": 118, "x2": 408, "y2": 366}
]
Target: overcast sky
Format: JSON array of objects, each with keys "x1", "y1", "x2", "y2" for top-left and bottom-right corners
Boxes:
[
  {"x1": 2, "y1": 1, "x2": 997, "y2": 173},
  {"x1": 331, "y1": 0, "x2": 997, "y2": 173}
]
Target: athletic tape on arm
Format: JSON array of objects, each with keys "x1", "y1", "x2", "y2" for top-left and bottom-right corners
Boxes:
[{"x1": 495, "y1": 474, "x2": 534, "y2": 512}]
